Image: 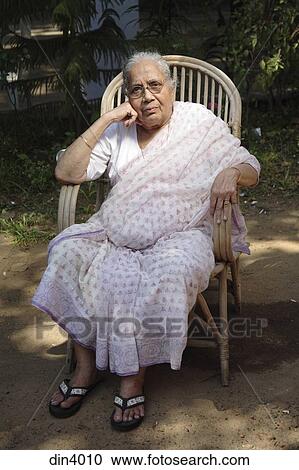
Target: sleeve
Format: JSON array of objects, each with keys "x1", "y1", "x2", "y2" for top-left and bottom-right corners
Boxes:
[
  {"x1": 239, "y1": 153, "x2": 261, "y2": 187},
  {"x1": 85, "y1": 123, "x2": 118, "y2": 181}
]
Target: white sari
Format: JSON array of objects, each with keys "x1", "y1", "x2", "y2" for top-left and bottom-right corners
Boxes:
[{"x1": 32, "y1": 102, "x2": 260, "y2": 375}]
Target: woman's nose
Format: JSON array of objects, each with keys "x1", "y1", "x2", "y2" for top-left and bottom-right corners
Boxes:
[{"x1": 142, "y1": 87, "x2": 155, "y2": 101}]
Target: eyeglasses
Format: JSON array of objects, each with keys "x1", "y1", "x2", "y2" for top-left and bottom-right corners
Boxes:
[{"x1": 127, "y1": 80, "x2": 164, "y2": 99}]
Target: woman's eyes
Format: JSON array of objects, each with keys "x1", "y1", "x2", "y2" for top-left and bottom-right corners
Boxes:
[
  {"x1": 131, "y1": 82, "x2": 161, "y2": 91},
  {"x1": 129, "y1": 81, "x2": 163, "y2": 96},
  {"x1": 132, "y1": 86, "x2": 142, "y2": 94},
  {"x1": 149, "y1": 81, "x2": 161, "y2": 87}
]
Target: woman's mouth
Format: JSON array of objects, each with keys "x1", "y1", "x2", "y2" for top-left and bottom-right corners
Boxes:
[{"x1": 144, "y1": 107, "x2": 158, "y2": 114}]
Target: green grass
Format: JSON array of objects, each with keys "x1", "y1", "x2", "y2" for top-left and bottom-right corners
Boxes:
[{"x1": 0, "y1": 212, "x2": 56, "y2": 247}]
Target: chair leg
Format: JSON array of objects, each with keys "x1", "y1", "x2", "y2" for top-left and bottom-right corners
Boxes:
[
  {"x1": 230, "y1": 257, "x2": 241, "y2": 314},
  {"x1": 218, "y1": 265, "x2": 229, "y2": 386},
  {"x1": 196, "y1": 293, "x2": 221, "y2": 341},
  {"x1": 66, "y1": 336, "x2": 76, "y2": 373}
]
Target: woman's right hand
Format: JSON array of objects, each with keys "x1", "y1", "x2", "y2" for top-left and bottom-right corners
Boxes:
[{"x1": 105, "y1": 102, "x2": 139, "y2": 128}]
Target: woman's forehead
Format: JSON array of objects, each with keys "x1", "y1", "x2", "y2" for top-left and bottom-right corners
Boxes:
[{"x1": 128, "y1": 60, "x2": 165, "y2": 83}]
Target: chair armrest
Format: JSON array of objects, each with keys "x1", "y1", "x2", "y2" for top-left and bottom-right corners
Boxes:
[
  {"x1": 58, "y1": 184, "x2": 81, "y2": 232},
  {"x1": 54, "y1": 149, "x2": 80, "y2": 232},
  {"x1": 55, "y1": 150, "x2": 112, "y2": 232},
  {"x1": 213, "y1": 203, "x2": 235, "y2": 262}
]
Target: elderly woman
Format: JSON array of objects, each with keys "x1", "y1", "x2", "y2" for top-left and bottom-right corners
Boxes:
[{"x1": 32, "y1": 52, "x2": 260, "y2": 431}]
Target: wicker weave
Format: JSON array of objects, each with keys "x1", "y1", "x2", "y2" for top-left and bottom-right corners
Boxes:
[{"x1": 57, "y1": 56, "x2": 243, "y2": 386}]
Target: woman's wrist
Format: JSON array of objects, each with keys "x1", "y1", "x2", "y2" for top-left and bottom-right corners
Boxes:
[
  {"x1": 228, "y1": 166, "x2": 241, "y2": 184},
  {"x1": 103, "y1": 109, "x2": 119, "y2": 124},
  {"x1": 81, "y1": 113, "x2": 113, "y2": 146}
]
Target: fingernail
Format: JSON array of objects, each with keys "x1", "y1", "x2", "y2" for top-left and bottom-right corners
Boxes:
[
  {"x1": 223, "y1": 216, "x2": 227, "y2": 221},
  {"x1": 217, "y1": 219, "x2": 221, "y2": 224}
]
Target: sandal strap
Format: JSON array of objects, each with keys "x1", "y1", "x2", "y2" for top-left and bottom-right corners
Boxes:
[
  {"x1": 114, "y1": 394, "x2": 145, "y2": 410},
  {"x1": 59, "y1": 379, "x2": 89, "y2": 399}
]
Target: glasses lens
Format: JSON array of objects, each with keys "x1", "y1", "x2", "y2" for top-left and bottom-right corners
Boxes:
[
  {"x1": 148, "y1": 81, "x2": 163, "y2": 94},
  {"x1": 129, "y1": 86, "x2": 143, "y2": 98},
  {"x1": 128, "y1": 81, "x2": 163, "y2": 98}
]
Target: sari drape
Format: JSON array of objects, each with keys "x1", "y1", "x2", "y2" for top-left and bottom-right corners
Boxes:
[{"x1": 32, "y1": 102, "x2": 260, "y2": 375}]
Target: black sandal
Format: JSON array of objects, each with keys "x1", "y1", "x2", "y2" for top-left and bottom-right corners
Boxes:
[
  {"x1": 49, "y1": 378, "x2": 100, "y2": 419},
  {"x1": 110, "y1": 391, "x2": 145, "y2": 431}
]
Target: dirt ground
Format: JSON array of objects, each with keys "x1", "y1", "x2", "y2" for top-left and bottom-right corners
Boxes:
[{"x1": 0, "y1": 196, "x2": 298, "y2": 450}]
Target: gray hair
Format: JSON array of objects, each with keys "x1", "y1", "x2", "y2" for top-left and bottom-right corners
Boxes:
[{"x1": 122, "y1": 51, "x2": 176, "y2": 92}]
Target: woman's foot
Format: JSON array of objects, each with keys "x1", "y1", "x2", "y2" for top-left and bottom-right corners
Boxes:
[
  {"x1": 50, "y1": 365, "x2": 99, "y2": 409},
  {"x1": 112, "y1": 368, "x2": 146, "y2": 423},
  {"x1": 50, "y1": 343, "x2": 98, "y2": 410}
]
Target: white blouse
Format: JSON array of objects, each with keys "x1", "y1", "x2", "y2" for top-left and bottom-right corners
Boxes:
[{"x1": 86, "y1": 122, "x2": 143, "y2": 186}]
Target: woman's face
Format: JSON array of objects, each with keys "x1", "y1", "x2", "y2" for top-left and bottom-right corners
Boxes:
[{"x1": 127, "y1": 60, "x2": 174, "y2": 130}]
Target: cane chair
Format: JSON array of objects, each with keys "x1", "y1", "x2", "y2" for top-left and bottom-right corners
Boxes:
[{"x1": 57, "y1": 55, "x2": 242, "y2": 386}]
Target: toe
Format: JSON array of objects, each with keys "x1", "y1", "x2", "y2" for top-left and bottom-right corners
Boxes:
[
  {"x1": 128, "y1": 409, "x2": 136, "y2": 421},
  {"x1": 133, "y1": 406, "x2": 140, "y2": 419},
  {"x1": 59, "y1": 397, "x2": 81, "y2": 409},
  {"x1": 134, "y1": 405, "x2": 144, "y2": 419},
  {"x1": 123, "y1": 408, "x2": 131, "y2": 422},
  {"x1": 50, "y1": 391, "x2": 64, "y2": 406},
  {"x1": 113, "y1": 408, "x2": 123, "y2": 422}
]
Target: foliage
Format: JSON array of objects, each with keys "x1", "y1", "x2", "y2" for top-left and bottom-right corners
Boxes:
[
  {"x1": 227, "y1": 1, "x2": 297, "y2": 86},
  {"x1": 135, "y1": 0, "x2": 196, "y2": 38},
  {"x1": 243, "y1": 97, "x2": 299, "y2": 197},
  {"x1": 0, "y1": 110, "x2": 65, "y2": 224},
  {"x1": 205, "y1": 0, "x2": 299, "y2": 108},
  {"x1": 0, "y1": 0, "x2": 128, "y2": 131},
  {"x1": 0, "y1": 110, "x2": 99, "y2": 245},
  {"x1": 132, "y1": 0, "x2": 198, "y2": 55}
]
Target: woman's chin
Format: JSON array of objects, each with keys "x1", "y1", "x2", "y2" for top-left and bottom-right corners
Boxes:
[{"x1": 139, "y1": 116, "x2": 164, "y2": 130}]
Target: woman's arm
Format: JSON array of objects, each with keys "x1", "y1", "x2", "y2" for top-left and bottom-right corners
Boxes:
[
  {"x1": 210, "y1": 163, "x2": 259, "y2": 222},
  {"x1": 55, "y1": 102, "x2": 138, "y2": 184},
  {"x1": 229, "y1": 162, "x2": 259, "y2": 187}
]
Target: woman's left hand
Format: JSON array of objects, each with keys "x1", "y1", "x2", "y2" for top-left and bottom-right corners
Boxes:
[{"x1": 210, "y1": 168, "x2": 240, "y2": 223}]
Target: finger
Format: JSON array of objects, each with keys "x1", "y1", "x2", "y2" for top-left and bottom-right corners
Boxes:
[
  {"x1": 128, "y1": 113, "x2": 138, "y2": 126},
  {"x1": 124, "y1": 111, "x2": 137, "y2": 127},
  {"x1": 223, "y1": 199, "x2": 231, "y2": 221},
  {"x1": 210, "y1": 192, "x2": 217, "y2": 216},
  {"x1": 214, "y1": 197, "x2": 224, "y2": 224},
  {"x1": 230, "y1": 190, "x2": 238, "y2": 204},
  {"x1": 221, "y1": 191, "x2": 233, "y2": 220}
]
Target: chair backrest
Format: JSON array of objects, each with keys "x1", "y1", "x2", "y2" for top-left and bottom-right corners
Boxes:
[
  {"x1": 100, "y1": 54, "x2": 242, "y2": 138},
  {"x1": 96, "y1": 55, "x2": 242, "y2": 212}
]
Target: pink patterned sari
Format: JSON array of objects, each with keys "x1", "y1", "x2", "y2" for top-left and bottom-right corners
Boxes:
[{"x1": 32, "y1": 101, "x2": 260, "y2": 375}]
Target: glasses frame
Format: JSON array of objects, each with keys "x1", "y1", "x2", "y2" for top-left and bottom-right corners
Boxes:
[{"x1": 126, "y1": 80, "x2": 165, "y2": 99}]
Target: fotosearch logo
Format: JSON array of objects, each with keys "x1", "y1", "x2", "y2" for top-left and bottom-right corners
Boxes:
[{"x1": 34, "y1": 314, "x2": 268, "y2": 341}]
